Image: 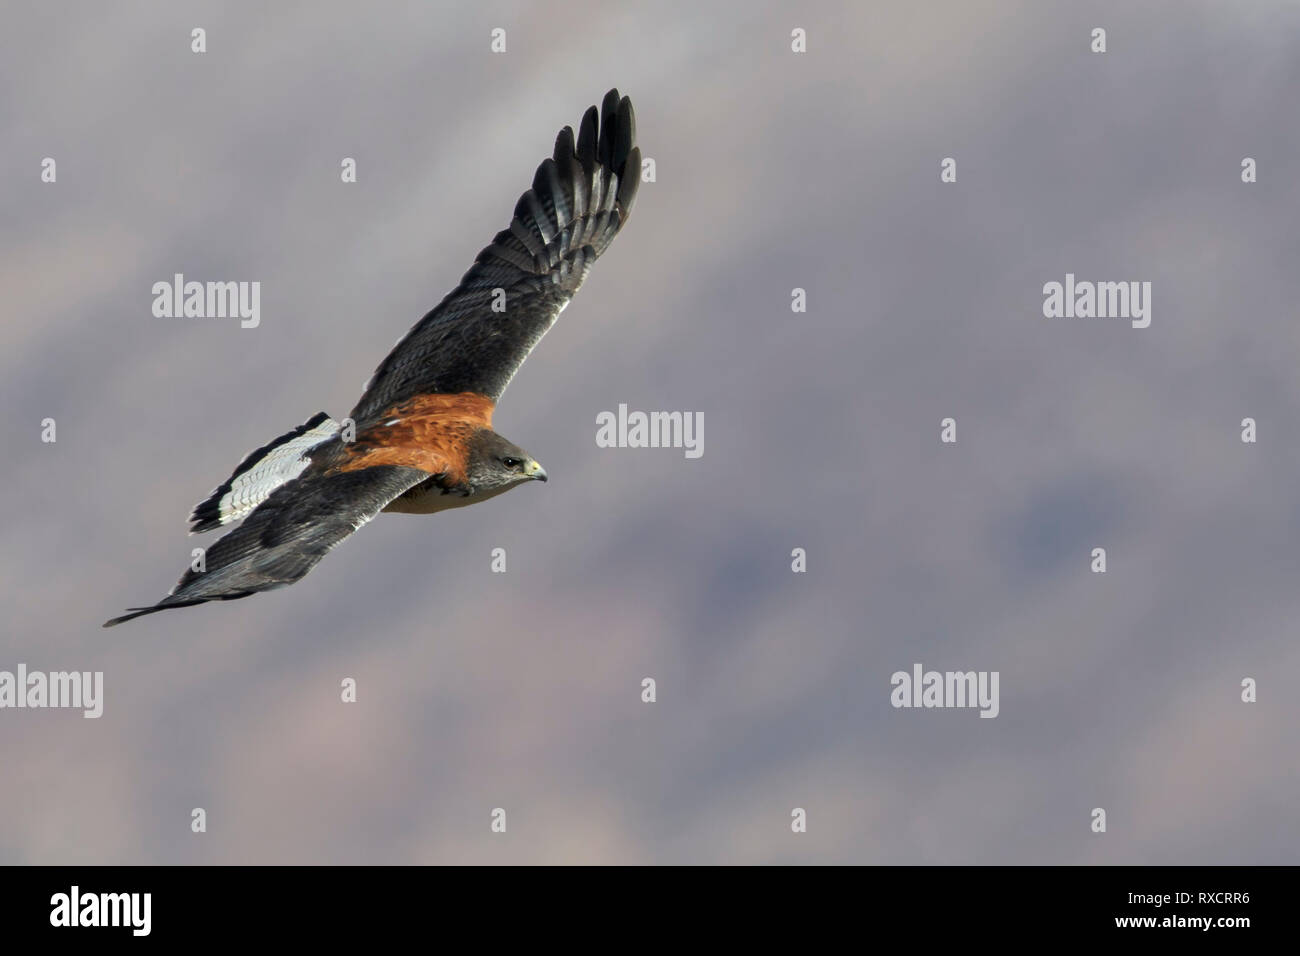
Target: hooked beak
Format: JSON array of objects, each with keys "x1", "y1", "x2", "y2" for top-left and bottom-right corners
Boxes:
[{"x1": 525, "y1": 459, "x2": 548, "y2": 482}]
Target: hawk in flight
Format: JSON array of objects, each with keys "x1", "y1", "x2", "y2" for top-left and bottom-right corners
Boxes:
[{"x1": 105, "y1": 90, "x2": 640, "y2": 627}]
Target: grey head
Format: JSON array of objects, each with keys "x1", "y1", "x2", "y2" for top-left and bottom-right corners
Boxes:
[{"x1": 466, "y1": 429, "x2": 547, "y2": 494}]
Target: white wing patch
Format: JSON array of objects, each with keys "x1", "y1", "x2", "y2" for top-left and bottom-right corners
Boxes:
[{"x1": 198, "y1": 415, "x2": 340, "y2": 530}]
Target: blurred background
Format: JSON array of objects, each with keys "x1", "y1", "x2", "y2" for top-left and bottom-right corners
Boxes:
[{"x1": 2, "y1": 0, "x2": 1298, "y2": 864}]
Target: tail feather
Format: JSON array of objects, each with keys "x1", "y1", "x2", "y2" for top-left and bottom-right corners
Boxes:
[{"x1": 189, "y1": 412, "x2": 338, "y2": 533}]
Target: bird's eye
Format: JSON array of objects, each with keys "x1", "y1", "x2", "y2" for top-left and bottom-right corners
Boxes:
[{"x1": 502, "y1": 457, "x2": 522, "y2": 468}]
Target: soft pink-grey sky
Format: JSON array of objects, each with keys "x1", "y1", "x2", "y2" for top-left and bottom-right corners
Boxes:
[{"x1": 1, "y1": 0, "x2": 1298, "y2": 863}]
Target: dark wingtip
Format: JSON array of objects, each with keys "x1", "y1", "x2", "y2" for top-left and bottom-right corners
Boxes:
[
  {"x1": 103, "y1": 606, "x2": 162, "y2": 628},
  {"x1": 102, "y1": 595, "x2": 213, "y2": 627},
  {"x1": 598, "y1": 89, "x2": 621, "y2": 170},
  {"x1": 553, "y1": 125, "x2": 575, "y2": 165},
  {"x1": 618, "y1": 146, "x2": 641, "y2": 214},
  {"x1": 601, "y1": 87, "x2": 622, "y2": 121},
  {"x1": 594, "y1": 91, "x2": 636, "y2": 185},
  {"x1": 618, "y1": 95, "x2": 635, "y2": 162},
  {"x1": 576, "y1": 105, "x2": 599, "y2": 175},
  {"x1": 595, "y1": 91, "x2": 638, "y2": 215}
]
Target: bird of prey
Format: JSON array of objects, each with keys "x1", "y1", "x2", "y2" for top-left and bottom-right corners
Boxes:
[{"x1": 104, "y1": 89, "x2": 640, "y2": 627}]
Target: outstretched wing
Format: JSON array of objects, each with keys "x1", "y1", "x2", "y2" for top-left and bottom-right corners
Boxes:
[
  {"x1": 103, "y1": 464, "x2": 429, "y2": 627},
  {"x1": 349, "y1": 89, "x2": 641, "y2": 424}
]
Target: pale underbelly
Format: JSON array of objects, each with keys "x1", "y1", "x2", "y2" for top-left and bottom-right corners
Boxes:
[{"x1": 382, "y1": 481, "x2": 512, "y2": 515}]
